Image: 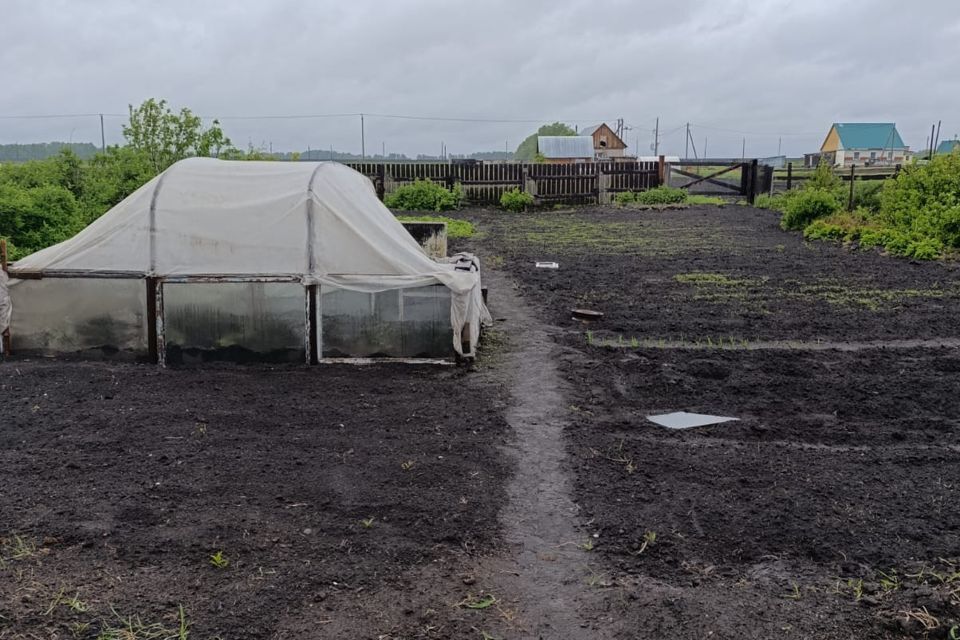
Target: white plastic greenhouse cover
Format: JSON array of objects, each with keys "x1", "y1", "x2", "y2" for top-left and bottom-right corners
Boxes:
[{"x1": 11, "y1": 158, "x2": 491, "y2": 355}]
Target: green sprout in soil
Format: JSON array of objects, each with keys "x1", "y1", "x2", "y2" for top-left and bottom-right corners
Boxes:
[
  {"x1": 579, "y1": 540, "x2": 595, "y2": 552},
  {"x1": 1, "y1": 534, "x2": 36, "y2": 562},
  {"x1": 848, "y1": 578, "x2": 863, "y2": 601},
  {"x1": 45, "y1": 588, "x2": 88, "y2": 615},
  {"x1": 877, "y1": 569, "x2": 901, "y2": 592},
  {"x1": 460, "y1": 594, "x2": 497, "y2": 610},
  {"x1": 786, "y1": 582, "x2": 802, "y2": 600},
  {"x1": 632, "y1": 531, "x2": 657, "y2": 556},
  {"x1": 361, "y1": 517, "x2": 375, "y2": 529},
  {"x1": 209, "y1": 550, "x2": 229, "y2": 569},
  {"x1": 96, "y1": 604, "x2": 189, "y2": 640},
  {"x1": 401, "y1": 460, "x2": 415, "y2": 471}
]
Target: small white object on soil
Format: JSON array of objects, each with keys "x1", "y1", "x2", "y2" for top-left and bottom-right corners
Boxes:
[
  {"x1": 535, "y1": 261, "x2": 559, "y2": 269},
  {"x1": 647, "y1": 412, "x2": 738, "y2": 429}
]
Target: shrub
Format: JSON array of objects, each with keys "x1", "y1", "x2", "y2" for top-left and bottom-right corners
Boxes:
[
  {"x1": 804, "y1": 220, "x2": 850, "y2": 242},
  {"x1": 614, "y1": 191, "x2": 636, "y2": 205},
  {"x1": 499, "y1": 187, "x2": 534, "y2": 212},
  {"x1": 384, "y1": 179, "x2": 462, "y2": 212},
  {"x1": 633, "y1": 186, "x2": 687, "y2": 205},
  {"x1": 850, "y1": 180, "x2": 885, "y2": 212},
  {"x1": 878, "y1": 152, "x2": 960, "y2": 248},
  {"x1": 780, "y1": 189, "x2": 841, "y2": 230},
  {"x1": 808, "y1": 160, "x2": 842, "y2": 192}
]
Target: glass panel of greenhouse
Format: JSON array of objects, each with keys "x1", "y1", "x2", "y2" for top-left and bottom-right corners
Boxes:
[
  {"x1": 163, "y1": 282, "x2": 305, "y2": 364},
  {"x1": 319, "y1": 285, "x2": 452, "y2": 358},
  {"x1": 8, "y1": 278, "x2": 148, "y2": 360}
]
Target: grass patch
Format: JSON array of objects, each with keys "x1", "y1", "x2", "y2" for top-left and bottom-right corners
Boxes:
[
  {"x1": 500, "y1": 216, "x2": 734, "y2": 256},
  {"x1": 396, "y1": 215, "x2": 474, "y2": 239},
  {"x1": 674, "y1": 272, "x2": 765, "y2": 287},
  {"x1": 686, "y1": 195, "x2": 726, "y2": 206}
]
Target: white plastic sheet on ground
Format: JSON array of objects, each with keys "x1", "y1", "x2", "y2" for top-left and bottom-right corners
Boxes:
[
  {"x1": 646, "y1": 412, "x2": 739, "y2": 429},
  {"x1": 12, "y1": 158, "x2": 491, "y2": 356}
]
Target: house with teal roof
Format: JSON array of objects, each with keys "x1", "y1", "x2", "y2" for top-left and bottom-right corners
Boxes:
[
  {"x1": 815, "y1": 123, "x2": 909, "y2": 168},
  {"x1": 937, "y1": 138, "x2": 960, "y2": 155}
]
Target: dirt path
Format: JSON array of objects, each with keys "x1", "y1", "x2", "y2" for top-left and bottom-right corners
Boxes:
[{"x1": 479, "y1": 269, "x2": 612, "y2": 639}]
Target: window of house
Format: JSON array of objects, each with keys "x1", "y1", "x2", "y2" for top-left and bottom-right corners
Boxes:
[
  {"x1": 853, "y1": 151, "x2": 860, "y2": 160},
  {"x1": 870, "y1": 151, "x2": 877, "y2": 160}
]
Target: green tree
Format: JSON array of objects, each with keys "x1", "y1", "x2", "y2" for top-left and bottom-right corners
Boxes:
[
  {"x1": 122, "y1": 98, "x2": 232, "y2": 172},
  {"x1": 514, "y1": 122, "x2": 577, "y2": 162}
]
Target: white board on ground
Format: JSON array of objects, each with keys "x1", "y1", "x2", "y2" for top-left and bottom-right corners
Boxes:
[{"x1": 647, "y1": 412, "x2": 738, "y2": 429}]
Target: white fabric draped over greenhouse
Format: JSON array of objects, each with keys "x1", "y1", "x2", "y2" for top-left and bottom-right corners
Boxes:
[{"x1": 9, "y1": 158, "x2": 490, "y2": 357}]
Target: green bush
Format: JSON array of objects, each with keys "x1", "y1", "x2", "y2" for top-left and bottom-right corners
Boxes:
[
  {"x1": 633, "y1": 186, "x2": 687, "y2": 205},
  {"x1": 878, "y1": 152, "x2": 960, "y2": 248},
  {"x1": 780, "y1": 189, "x2": 841, "y2": 230},
  {"x1": 499, "y1": 187, "x2": 534, "y2": 212},
  {"x1": 807, "y1": 160, "x2": 842, "y2": 191},
  {"x1": 614, "y1": 191, "x2": 636, "y2": 205},
  {"x1": 384, "y1": 179, "x2": 463, "y2": 212},
  {"x1": 803, "y1": 220, "x2": 850, "y2": 242},
  {"x1": 850, "y1": 180, "x2": 885, "y2": 212}
]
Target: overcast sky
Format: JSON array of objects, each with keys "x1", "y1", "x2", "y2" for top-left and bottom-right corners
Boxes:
[{"x1": 2, "y1": 0, "x2": 958, "y2": 158}]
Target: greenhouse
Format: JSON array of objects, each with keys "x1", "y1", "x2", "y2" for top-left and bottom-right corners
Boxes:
[{"x1": 0, "y1": 159, "x2": 490, "y2": 363}]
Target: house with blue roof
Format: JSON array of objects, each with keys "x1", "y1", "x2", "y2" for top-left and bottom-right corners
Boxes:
[
  {"x1": 937, "y1": 138, "x2": 960, "y2": 155},
  {"x1": 812, "y1": 123, "x2": 909, "y2": 168}
]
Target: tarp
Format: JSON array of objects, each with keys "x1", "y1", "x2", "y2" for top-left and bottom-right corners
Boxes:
[
  {"x1": 11, "y1": 158, "x2": 491, "y2": 355},
  {"x1": 0, "y1": 269, "x2": 10, "y2": 338}
]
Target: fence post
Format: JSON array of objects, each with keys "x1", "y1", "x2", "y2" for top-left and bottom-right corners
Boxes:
[
  {"x1": 786, "y1": 162, "x2": 793, "y2": 191},
  {"x1": 848, "y1": 164, "x2": 856, "y2": 211},
  {"x1": 597, "y1": 163, "x2": 608, "y2": 204},
  {"x1": 657, "y1": 155, "x2": 666, "y2": 187},
  {"x1": 522, "y1": 165, "x2": 535, "y2": 198},
  {"x1": 745, "y1": 159, "x2": 759, "y2": 205},
  {"x1": 894, "y1": 163, "x2": 902, "y2": 178},
  {"x1": 376, "y1": 164, "x2": 385, "y2": 201}
]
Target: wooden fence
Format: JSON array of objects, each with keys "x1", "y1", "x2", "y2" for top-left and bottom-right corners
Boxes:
[
  {"x1": 773, "y1": 162, "x2": 902, "y2": 193},
  {"x1": 343, "y1": 160, "x2": 661, "y2": 205}
]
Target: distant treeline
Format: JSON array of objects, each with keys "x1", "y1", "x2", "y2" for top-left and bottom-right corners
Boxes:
[
  {"x1": 0, "y1": 142, "x2": 99, "y2": 162},
  {"x1": 280, "y1": 150, "x2": 514, "y2": 162},
  {"x1": 3, "y1": 142, "x2": 514, "y2": 164}
]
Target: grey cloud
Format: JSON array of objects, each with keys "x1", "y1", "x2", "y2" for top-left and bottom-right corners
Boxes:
[{"x1": 1, "y1": 0, "x2": 958, "y2": 157}]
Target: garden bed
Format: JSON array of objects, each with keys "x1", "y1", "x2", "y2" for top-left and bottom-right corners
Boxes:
[
  {"x1": 0, "y1": 362, "x2": 509, "y2": 639},
  {"x1": 452, "y1": 203, "x2": 960, "y2": 638}
]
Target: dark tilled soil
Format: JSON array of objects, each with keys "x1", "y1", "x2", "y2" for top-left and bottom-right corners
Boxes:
[
  {"x1": 452, "y1": 204, "x2": 960, "y2": 638},
  {"x1": 454, "y1": 205, "x2": 960, "y2": 342},
  {"x1": 0, "y1": 362, "x2": 509, "y2": 639}
]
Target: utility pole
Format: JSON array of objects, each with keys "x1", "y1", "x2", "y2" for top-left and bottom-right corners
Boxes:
[
  {"x1": 382, "y1": 141, "x2": 385, "y2": 158},
  {"x1": 360, "y1": 113, "x2": 366, "y2": 159},
  {"x1": 685, "y1": 122, "x2": 690, "y2": 159},
  {"x1": 934, "y1": 120, "x2": 942, "y2": 156},
  {"x1": 653, "y1": 117, "x2": 659, "y2": 156},
  {"x1": 777, "y1": 137, "x2": 782, "y2": 157},
  {"x1": 703, "y1": 137, "x2": 708, "y2": 158},
  {"x1": 99, "y1": 114, "x2": 105, "y2": 152},
  {"x1": 741, "y1": 137, "x2": 746, "y2": 159},
  {"x1": 930, "y1": 124, "x2": 936, "y2": 159}
]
